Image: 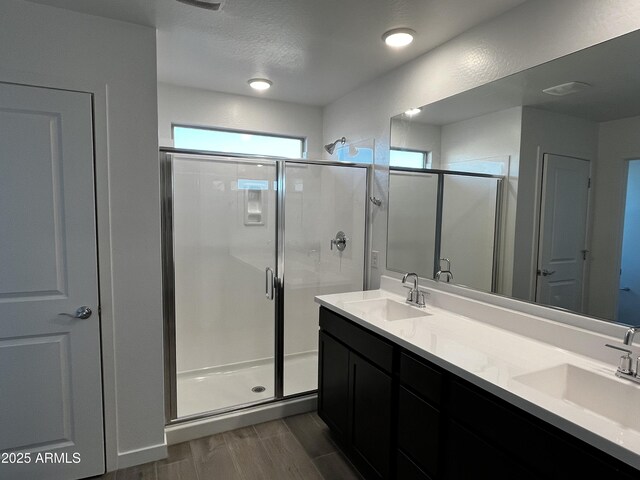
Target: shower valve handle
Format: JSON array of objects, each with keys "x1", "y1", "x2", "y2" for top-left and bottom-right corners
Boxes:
[{"x1": 330, "y1": 231, "x2": 348, "y2": 252}]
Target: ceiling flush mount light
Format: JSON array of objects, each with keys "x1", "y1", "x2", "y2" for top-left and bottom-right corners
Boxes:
[
  {"x1": 405, "y1": 108, "x2": 421, "y2": 117},
  {"x1": 383, "y1": 28, "x2": 416, "y2": 48},
  {"x1": 248, "y1": 78, "x2": 272, "y2": 91},
  {"x1": 542, "y1": 81, "x2": 591, "y2": 96}
]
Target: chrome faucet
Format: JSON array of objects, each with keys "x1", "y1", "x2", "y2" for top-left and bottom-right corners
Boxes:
[
  {"x1": 401, "y1": 272, "x2": 426, "y2": 308},
  {"x1": 605, "y1": 327, "x2": 640, "y2": 384},
  {"x1": 435, "y1": 258, "x2": 453, "y2": 283},
  {"x1": 624, "y1": 327, "x2": 637, "y2": 346}
]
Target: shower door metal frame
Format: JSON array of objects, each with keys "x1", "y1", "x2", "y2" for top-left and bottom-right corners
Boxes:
[
  {"x1": 387, "y1": 167, "x2": 504, "y2": 292},
  {"x1": 160, "y1": 147, "x2": 371, "y2": 425}
]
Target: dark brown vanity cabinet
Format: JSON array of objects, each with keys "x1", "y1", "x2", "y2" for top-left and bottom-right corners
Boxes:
[
  {"x1": 318, "y1": 306, "x2": 640, "y2": 480},
  {"x1": 318, "y1": 307, "x2": 393, "y2": 480},
  {"x1": 396, "y1": 353, "x2": 443, "y2": 479},
  {"x1": 446, "y1": 379, "x2": 639, "y2": 480},
  {"x1": 317, "y1": 331, "x2": 349, "y2": 441}
]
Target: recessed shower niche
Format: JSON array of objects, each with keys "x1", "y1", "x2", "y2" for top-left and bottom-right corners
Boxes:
[{"x1": 244, "y1": 187, "x2": 265, "y2": 226}]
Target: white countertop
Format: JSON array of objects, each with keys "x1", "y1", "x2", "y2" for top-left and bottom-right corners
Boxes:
[{"x1": 315, "y1": 285, "x2": 640, "y2": 470}]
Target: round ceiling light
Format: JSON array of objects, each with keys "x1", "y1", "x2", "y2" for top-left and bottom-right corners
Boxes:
[
  {"x1": 248, "y1": 78, "x2": 272, "y2": 91},
  {"x1": 383, "y1": 28, "x2": 416, "y2": 48},
  {"x1": 405, "y1": 108, "x2": 421, "y2": 116}
]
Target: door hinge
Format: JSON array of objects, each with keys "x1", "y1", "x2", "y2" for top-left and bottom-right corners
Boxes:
[
  {"x1": 588, "y1": 178, "x2": 591, "y2": 188},
  {"x1": 98, "y1": 305, "x2": 102, "y2": 315}
]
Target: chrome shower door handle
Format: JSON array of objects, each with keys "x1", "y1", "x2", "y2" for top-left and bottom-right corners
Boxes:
[
  {"x1": 58, "y1": 306, "x2": 92, "y2": 319},
  {"x1": 265, "y1": 267, "x2": 275, "y2": 300},
  {"x1": 439, "y1": 258, "x2": 451, "y2": 271}
]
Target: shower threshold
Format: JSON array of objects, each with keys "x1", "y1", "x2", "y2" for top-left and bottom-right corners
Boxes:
[{"x1": 176, "y1": 351, "x2": 318, "y2": 419}]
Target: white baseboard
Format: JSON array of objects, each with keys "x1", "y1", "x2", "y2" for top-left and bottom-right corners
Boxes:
[
  {"x1": 165, "y1": 394, "x2": 317, "y2": 445},
  {"x1": 113, "y1": 442, "x2": 168, "y2": 470}
]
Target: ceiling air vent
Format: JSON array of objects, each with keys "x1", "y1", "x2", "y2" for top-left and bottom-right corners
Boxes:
[{"x1": 176, "y1": 0, "x2": 226, "y2": 11}]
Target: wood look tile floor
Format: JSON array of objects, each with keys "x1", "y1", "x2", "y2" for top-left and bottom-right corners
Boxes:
[{"x1": 94, "y1": 413, "x2": 362, "y2": 480}]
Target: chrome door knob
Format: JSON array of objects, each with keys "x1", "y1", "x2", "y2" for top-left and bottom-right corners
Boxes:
[
  {"x1": 58, "y1": 306, "x2": 92, "y2": 319},
  {"x1": 538, "y1": 269, "x2": 556, "y2": 277}
]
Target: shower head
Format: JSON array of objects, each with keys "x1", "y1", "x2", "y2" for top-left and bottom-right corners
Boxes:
[{"x1": 324, "y1": 137, "x2": 346, "y2": 155}]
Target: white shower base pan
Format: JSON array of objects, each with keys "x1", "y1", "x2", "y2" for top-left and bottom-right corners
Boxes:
[{"x1": 177, "y1": 351, "x2": 318, "y2": 418}]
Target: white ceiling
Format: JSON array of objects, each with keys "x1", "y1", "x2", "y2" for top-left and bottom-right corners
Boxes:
[{"x1": 25, "y1": 0, "x2": 527, "y2": 106}]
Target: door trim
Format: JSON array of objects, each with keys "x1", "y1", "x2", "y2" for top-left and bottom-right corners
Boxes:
[
  {"x1": 528, "y1": 148, "x2": 596, "y2": 302},
  {"x1": 160, "y1": 152, "x2": 178, "y2": 423},
  {"x1": 0, "y1": 80, "x2": 105, "y2": 476},
  {"x1": 534, "y1": 153, "x2": 593, "y2": 311},
  {"x1": 0, "y1": 67, "x2": 170, "y2": 471}
]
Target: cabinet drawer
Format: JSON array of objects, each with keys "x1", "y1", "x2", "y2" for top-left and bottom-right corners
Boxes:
[
  {"x1": 449, "y1": 379, "x2": 638, "y2": 479},
  {"x1": 398, "y1": 386, "x2": 440, "y2": 477},
  {"x1": 399, "y1": 351, "x2": 442, "y2": 405},
  {"x1": 319, "y1": 306, "x2": 393, "y2": 372},
  {"x1": 444, "y1": 420, "x2": 537, "y2": 480},
  {"x1": 397, "y1": 450, "x2": 432, "y2": 480}
]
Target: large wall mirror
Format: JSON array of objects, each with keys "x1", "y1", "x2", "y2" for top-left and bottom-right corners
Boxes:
[{"x1": 388, "y1": 29, "x2": 640, "y2": 326}]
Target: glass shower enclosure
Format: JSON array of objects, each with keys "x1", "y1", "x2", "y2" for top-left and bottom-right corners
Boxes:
[
  {"x1": 161, "y1": 149, "x2": 369, "y2": 421},
  {"x1": 387, "y1": 167, "x2": 503, "y2": 293}
]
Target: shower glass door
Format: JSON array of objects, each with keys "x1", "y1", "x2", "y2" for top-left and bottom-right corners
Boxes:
[
  {"x1": 169, "y1": 153, "x2": 277, "y2": 418},
  {"x1": 163, "y1": 151, "x2": 370, "y2": 421},
  {"x1": 282, "y1": 162, "x2": 368, "y2": 396},
  {"x1": 440, "y1": 174, "x2": 502, "y2": 292}
]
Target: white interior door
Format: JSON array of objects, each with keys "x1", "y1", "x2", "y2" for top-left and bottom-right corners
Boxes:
[
  {"x1": 536, "y1": 154, "x2": 590, "y2": 312},
  {"x1": 0, "y1": 83, "x2": 104, "y2": 479}
]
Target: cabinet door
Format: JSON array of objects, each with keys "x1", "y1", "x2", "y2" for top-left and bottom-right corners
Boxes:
[
  {"x1": 444, "y1": 421, "x2": 537, "y2": 480},
  {"x1": 398, "y1": 386, "x2": 440, "y2": 477},
  {"x1": 397, "y1": 451, "x2": 432, "y2": 480},
  {"x1": 318, "y1": 331, "x2": 349, "y2": 443},
  {"x1": 350, "y1": 352, "x2": 392, "y2": 480}
]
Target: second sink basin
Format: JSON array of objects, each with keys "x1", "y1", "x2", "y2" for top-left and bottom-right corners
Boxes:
[
  {"x1": 344, "y1": 298, "x2": 431, "y2": 322},
  {"x1": 513, "y1": 363, "x2": 640, "y2": 431}
]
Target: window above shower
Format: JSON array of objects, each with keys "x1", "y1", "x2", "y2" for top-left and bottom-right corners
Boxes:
[
  {"x1": 389, "y1": 147, "x2": 431, "y2": 169},
  {"x1": 173, "y1": 125, "x2": 306, "y2": 158}
]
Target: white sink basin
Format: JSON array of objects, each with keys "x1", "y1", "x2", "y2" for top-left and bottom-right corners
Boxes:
[
  {"x1": 344, "y1": 298, "x2": 431, "y2": 322},
  {"x1": 513, "y1": 364, "x2": 640, "y2": 431}
]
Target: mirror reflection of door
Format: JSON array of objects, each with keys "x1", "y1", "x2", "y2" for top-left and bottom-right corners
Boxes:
[
  {"x1": 536, "y1": 154, "x2": 591, "y2": 312},
  {"x1": 618, "y1": 159, "x2": 640, "y2": 325}
]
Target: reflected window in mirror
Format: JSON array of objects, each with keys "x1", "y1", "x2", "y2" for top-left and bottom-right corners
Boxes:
[
  {"x1": 390, "y1": 147, "x2": 431, "y2": 169},
  {"x1": 386, "y1": 30, "x2": 640, "y2": 326}
]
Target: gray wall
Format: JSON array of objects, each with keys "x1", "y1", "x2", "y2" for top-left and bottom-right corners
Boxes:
[
  {"x1": 322, "y1": 0, "x2": 640, "y2": 289},
  {"x1": 590, "y1": 115, "x2": 640, "y2": 319},
  {"x1": 0, "y1": 0, "x2": 164, "y2": 470},
  {"x1": 158, "y1": 82, "x2": 324, "y2": 158},
  {"x1": 513, "y1": 107, "x2": 598, "y2": 302},
  {"x1": 440, "y1": 107, "x2": 522, "y2": 295}
]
